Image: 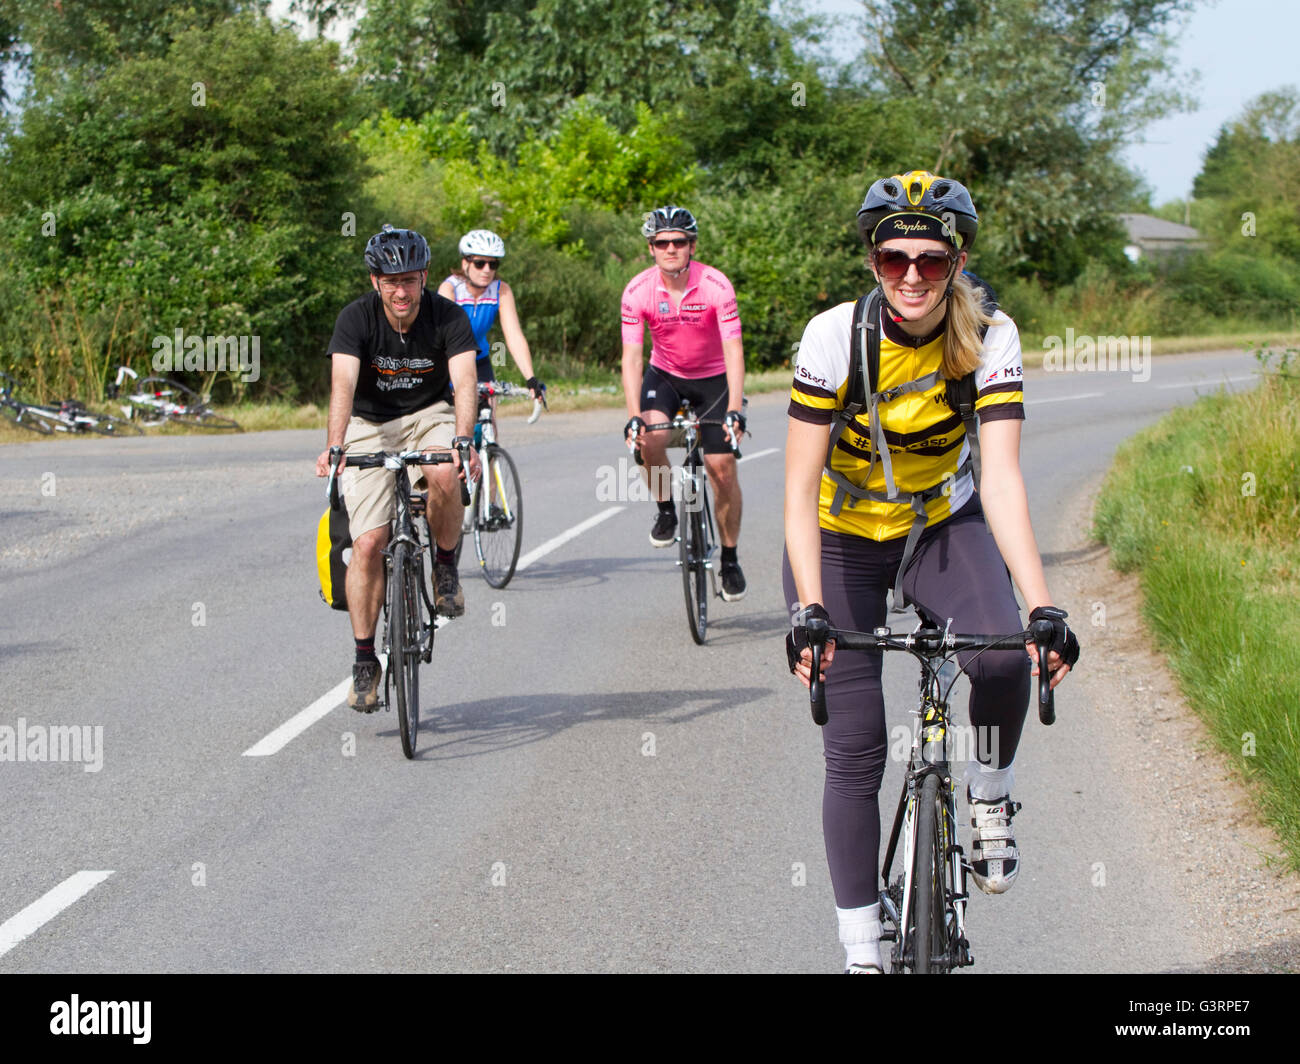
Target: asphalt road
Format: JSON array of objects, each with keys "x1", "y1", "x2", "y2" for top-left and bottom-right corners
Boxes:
[{"x1": 0, "y1": 348, "x2": 1262, "y2": 972}]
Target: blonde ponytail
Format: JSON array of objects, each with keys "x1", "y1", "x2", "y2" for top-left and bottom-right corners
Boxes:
[{"x1": 942, "y1": 272, "x2": 995, "y2": 380}]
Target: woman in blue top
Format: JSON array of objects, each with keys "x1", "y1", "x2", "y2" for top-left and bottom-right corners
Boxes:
[{"x1": 438, "y1": 230, "x2": 543, "y2": 403}]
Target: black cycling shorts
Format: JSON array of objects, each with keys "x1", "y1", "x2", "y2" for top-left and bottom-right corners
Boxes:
[{"x1": 639, "y1": 364, "x2": 732, "y2": 455}]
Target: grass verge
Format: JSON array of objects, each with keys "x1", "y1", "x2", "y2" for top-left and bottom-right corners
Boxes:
[{"x1": 1092, "y1": 347, "x2": 1300, "y2": 870}]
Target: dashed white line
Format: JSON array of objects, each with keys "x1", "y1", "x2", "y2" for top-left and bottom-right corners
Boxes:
[
  {"x1": 1155, "y1": 374, "x2": 1256, "y2": 390},
  {"x1": 0, "y1": 871, "x2": 114, "y2": 959},
  {"x1": 736, "y1": 447, "x2": 779, "y2": 464},
  {"x1": 1024, "y1": 392, "x2": 1104, "y2": 405},
  {"x1": 249, "y1": 508, "x2": 626, "y2": 755},
  {"x1": 517, "y1": 506, "x2": 625, "y2": 572}
]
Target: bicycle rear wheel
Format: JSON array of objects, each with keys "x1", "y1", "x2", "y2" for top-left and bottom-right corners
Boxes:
[
  {"x1": 678, "y1": 485, "x2": 708, "y2": 645},
  {"x1": 3, "y1": 403, "x2": 59, "y2": 434},
  {"x1": 912, "y1": 773, "x2": 953, "y2": 973},
  {"x1": 170, "y1": 409, "x2": 243, "y2": 431},
  {"x1": 388, "y1": 541, "x2": 421, "y2": 759},
  {"x1": 473, "y1": 444, "x2": 523, "y2": 588}
]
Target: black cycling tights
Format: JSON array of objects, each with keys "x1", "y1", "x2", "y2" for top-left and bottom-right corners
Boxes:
[{"x1": 781, "y1": 499, "x2": 1031, "y2": 909}]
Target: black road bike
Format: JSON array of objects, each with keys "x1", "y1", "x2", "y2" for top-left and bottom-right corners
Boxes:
[{"x1": 804, "y1": 613, "x2": 1058, "y2": 972}]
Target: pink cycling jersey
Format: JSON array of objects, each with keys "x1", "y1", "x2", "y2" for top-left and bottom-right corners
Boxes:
[{"x1": 620, "y1": 261, "x2": 742, "y2": 379}]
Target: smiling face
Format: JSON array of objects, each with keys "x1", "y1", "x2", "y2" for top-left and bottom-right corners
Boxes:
[
  {"x1": 870, "y1": 237, "x2": 966, "y2": 330},
  {"x1": 371, "y1": 269, "x2": 426, "y2": 325}
]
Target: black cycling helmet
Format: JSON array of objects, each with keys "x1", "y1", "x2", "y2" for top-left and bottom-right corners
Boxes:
[
  {"x1": 641, "y1": 206, "x2": 699, "y2": 239},
  {"x1": 364, "y1": 224, "x2": 431, "y2": 274},
  {"x1": 857, "y1": 170, "x2": 979, "y2": 250}
]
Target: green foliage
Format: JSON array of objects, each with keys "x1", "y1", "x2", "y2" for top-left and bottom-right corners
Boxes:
[
  {"x1": 0, "y1": 11, "x2": 366, "y2": 397},
  {"x1": 351, "y1": 0, "x2": 790, "y2": 149},
  {"x1": 856, "y1": 0, "x2": 1195, "y2": 282},
  {"x1": 1094, "y1": 362, "x2": 1300, "y2": 868}
]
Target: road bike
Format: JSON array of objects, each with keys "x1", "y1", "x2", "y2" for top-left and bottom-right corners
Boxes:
[
  {"x1": 109, "y1": 366, "x2": 243, "y2": 431},
  {"x1": 802, "y1": 612, "x2": 1058, "y2": 972},
  {"x1": 1, "y1": 372, "x2": 142, "y2": 436},
  {"x1": 325, "y1": 444, "x2": 467, "y2": 759},
  {"x1": 457, "y1": 379, "x2": 544, "y2": 589},
  {"x1": 638, "y1": 401, "x2": 742, "y2": 645}
]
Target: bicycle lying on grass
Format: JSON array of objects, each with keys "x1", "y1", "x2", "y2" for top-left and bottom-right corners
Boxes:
[
  {"x1": 325, "y1": 443, "x2": 470, "y2": 759},
  {"x1": 635, "y1": 400, "x2": 742, "y2": 645},
  {"x1": 109, "y1": 366, "x2": 243, "y2": 431},
  {"x1": 802, "y1": 611, "x2": 1059, "y2": 972},
  {"x1": 456, "y1": 379, "x2": 545, "y2": 589},
  {"x1": 1, "y1": 371, "x2": 142, "y2": 436}
]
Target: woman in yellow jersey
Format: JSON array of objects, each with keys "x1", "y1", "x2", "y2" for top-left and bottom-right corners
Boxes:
[{"x1": 783, "y1": 171, "x2": 1080, "y2": 973}]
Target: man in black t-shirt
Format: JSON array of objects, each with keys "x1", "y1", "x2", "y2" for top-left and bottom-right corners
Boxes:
[{"x1": 315, "y1": 225, "x2": 480, "y2": 710}]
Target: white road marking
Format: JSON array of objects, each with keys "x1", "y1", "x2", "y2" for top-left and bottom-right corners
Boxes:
[
  {"x1": 0, "y1": 871, "x2": 114, "y2": 959},
  {"x1": 1155, "y1": 374, "x2": 1256, "y2": 390},
  {"x1": 517, "y1": 506, "x2": 625, "y2": 572},
  {"x1": 736, "y1": 447, "x2": 779, "y2": 464},
  {"x1": 1024, "y1": 392, "x2": 1104, "y2": 405},
  {"x1": 253, "y1": 509, "x2": 626, "y2": 755}
]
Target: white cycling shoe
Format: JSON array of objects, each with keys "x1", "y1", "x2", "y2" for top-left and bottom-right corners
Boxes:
[{"x1": 968, "y1": 791, "x2": 1021, "y2": 894}]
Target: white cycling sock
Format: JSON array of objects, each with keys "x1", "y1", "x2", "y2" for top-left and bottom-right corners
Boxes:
[
  {"x1": 837, "y1": 903, "x2": 882, "y2": 970},
  {"x1": 966, "y1": 761, "x2": 1014, "y2": 802}
]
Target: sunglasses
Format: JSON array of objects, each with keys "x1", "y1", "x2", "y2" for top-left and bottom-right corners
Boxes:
[
  {"x1": 651, "y1": 238, "x2": 691, "y2": 249},
  {"x1": 467, "y1": 258, "x2": 499, "y2": 270},
  {"x1": 872, "y1": 248, "x2": 957, "y2": 282}
]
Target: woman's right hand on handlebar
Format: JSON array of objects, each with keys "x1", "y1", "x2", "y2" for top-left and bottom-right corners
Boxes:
[{"x1": 624, "y1": 415, "x2": 645, "y2": 450}]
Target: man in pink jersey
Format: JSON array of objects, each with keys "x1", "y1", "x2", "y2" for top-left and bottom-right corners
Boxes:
[{"x1": 621, "y1": 206, "x2": 748, "y2": 600}]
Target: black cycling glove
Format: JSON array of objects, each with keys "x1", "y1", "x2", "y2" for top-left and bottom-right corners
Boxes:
[
  {"x1": 786, "y1": 602, "x2": 832, "y2": 673},
  {"x1": 624, "y1": 415, "x2": 645, "y2": 444},
  {"x1": 525, "y1": 376, "x2": 546, "y2": 401},
  {"x1": 724, "y1": 409, "x2": 747, "y2": 437},
  {"x1": 1029, "y1": 606, "x2": 1080, "y2": 668}
]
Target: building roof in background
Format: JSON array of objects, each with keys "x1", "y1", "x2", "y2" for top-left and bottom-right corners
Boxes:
[{"x1": 1119, "y1": 213, "x2": 1202, "y2": 242}]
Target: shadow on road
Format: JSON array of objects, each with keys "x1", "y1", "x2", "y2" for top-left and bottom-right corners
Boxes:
[{"x1": 377, "y1": 685, "x2": 773, "y2": 762}]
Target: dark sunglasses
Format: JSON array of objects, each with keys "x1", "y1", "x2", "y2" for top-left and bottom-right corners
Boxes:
[
  {"x1": 873, "y1": 248, "x2": 957, "y2": 282},
  {"x1": 651, "y1": 238, "x2": 691, "y2": 249},
  {"x1": 468, "y1": 258, "x2": 499, "y2": 270}
]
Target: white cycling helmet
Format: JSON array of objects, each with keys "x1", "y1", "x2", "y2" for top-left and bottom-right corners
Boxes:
[{"x1": 459, "y1": 229, "x2": 506, "y2": 259}]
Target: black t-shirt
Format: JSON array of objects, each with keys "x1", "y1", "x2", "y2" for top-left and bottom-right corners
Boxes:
[{"x1": 326, "y1": 289, "x2": 477, "y2": 422}]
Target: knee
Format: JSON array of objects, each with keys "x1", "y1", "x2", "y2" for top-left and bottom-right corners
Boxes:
[{"x1": 351, "y1": 529, "x2": 387, "y2": 567}]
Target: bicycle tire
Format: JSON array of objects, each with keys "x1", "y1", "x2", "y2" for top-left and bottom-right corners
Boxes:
[
  {"x1": 912, "y1": 773, "x2": 952, "y2": 973},
  {"x1": 679, "y1": 487, "x2": 708, "y2": 645},
  {"x1": 2, "y1": 401, "x2": 54, "y2": 435},
  {"x1": 473, "y1": 444, "x2": 523, "y2": 588},
  {"x1": 170, "y1": 410, "x2": 243, "y2": 431},
  {"x1": 84, "y1": 412, "x2": 144, "y2": 437},
  {"x1": 388, "y1": 541, "x2": 420, "y2": 759}
]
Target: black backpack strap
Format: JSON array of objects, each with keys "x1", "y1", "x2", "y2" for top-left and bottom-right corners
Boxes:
[{"x1": 825, "y1": 287, "x2": 883, "y2": 489}]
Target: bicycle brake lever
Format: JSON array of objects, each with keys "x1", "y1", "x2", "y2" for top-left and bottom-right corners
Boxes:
[{"x1": 1029, "y1": 618, "x2": 1056, "y2": 725}]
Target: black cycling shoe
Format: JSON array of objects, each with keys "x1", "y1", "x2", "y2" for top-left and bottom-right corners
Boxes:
[
  {"x1": 649, "y1": 510, "x2": 677, "y2": 547},
  {"x1": 720, "y1": 562, "x2": 747, "y2": 602},
  {"x1": 349, "y1": 661, "x2": 382, "y2": 713}
]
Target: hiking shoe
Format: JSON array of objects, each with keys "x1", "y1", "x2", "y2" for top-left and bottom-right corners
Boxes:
[
  {"x1": 434, "y1": 562, "x2": 465, "y2": 617},
  {"x1": 968, "y1": 791, "x2": 1021, "y2": 894},
  {"x1": 349, "y1": 661, "x2": 382, "y2": 713},
  {"x1": 720, "y1": 562, "x2": 747, "y2": 602},
  {"x1": 649, "y1": 510, "x2": 677, "y2": 547}
]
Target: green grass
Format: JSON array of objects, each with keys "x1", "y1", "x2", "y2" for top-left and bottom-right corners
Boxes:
[{"x1": 1093, "y1": 349, "x2": 1300, "y2": 869}]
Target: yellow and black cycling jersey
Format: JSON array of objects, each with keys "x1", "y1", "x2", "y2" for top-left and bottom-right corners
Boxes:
[{"x1": 789, "y1": 301, "x2": 1024, "y2": 541}]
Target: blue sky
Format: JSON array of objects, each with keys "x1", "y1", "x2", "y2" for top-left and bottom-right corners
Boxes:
[{"x1": 809, "y1": 0, "x2": 1298, "y2": 207}]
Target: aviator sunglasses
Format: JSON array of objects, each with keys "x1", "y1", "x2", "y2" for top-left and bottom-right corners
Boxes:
[{"x1": 872, "y1": 248, "x2": 957, "y2": 282}]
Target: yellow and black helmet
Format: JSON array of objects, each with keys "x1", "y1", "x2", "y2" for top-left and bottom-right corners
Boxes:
[{"x1": 857, "y1": 170, "x2": 979, "y2": 250}]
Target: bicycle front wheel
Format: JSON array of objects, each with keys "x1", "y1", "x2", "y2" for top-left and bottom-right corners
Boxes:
[
  {"x1": 473, "y1": 444, "x2": 523, "y2": 588},
  {"x1": 679, "y1": 487, "x2": 708, "y2": 645},
  {"x1": 912, "y1": 773, "x2": 953, "y2": 973},
  {"x1": 388, "y1": 541, "x2": 421, "y2": 759}
]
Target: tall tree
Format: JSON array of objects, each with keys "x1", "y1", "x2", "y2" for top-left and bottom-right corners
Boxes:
[{"x1": 856, "y1": 0, "x2": 1195, "y2": 280}]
